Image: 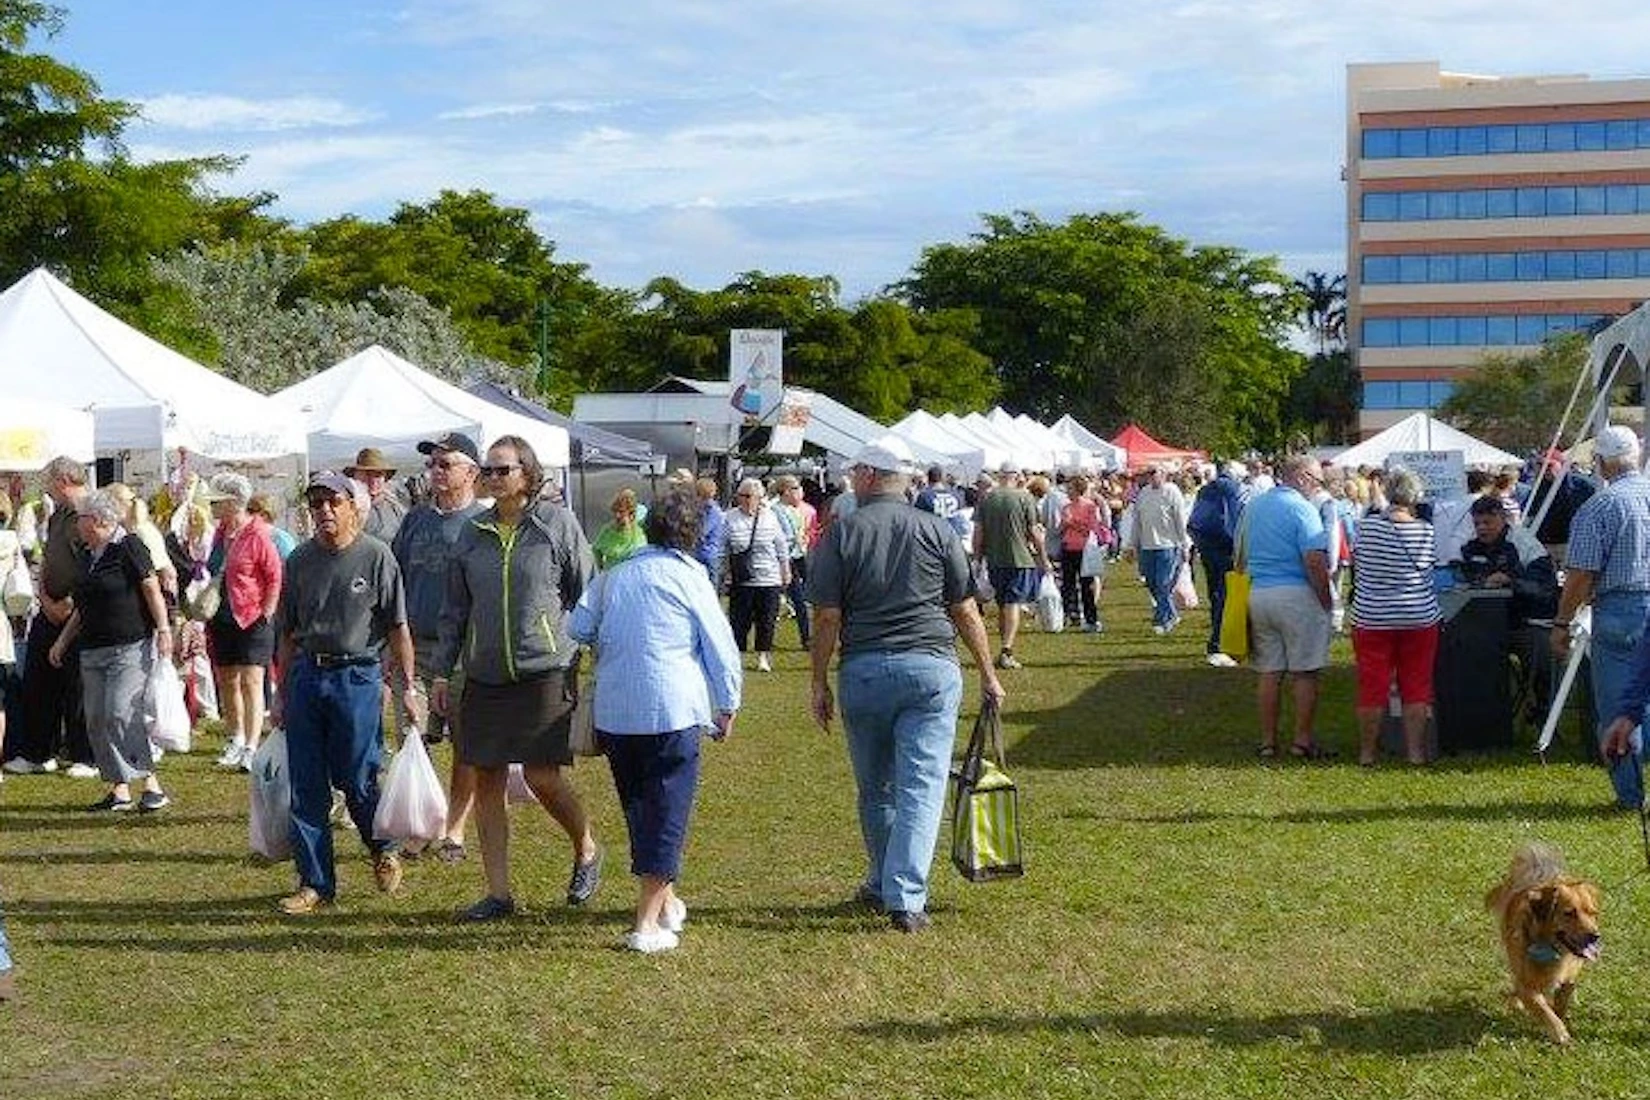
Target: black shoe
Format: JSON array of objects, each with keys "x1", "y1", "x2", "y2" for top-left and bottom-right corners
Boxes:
[
  {"x1": 88, "y1": 793, "x2": 134, "y2": 812},
  {"x1": 566, "y1": 848, "x2": 602, "y2": 906},
  {"x1": 459, "y1": 895, "x2": 517, "y2": 922},
  {"x1": 888, "y1": 909, "x2": 931, "y2": 934},
  {"x1": 854, "y1": 885, "x2": 886, "y2": 913}
]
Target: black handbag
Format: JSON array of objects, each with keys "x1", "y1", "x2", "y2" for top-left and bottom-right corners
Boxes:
[{"x1": 729, "y1": 518, "x2": 758, "y2": 586}]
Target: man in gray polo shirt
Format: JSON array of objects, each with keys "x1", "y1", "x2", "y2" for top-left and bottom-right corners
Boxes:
[
  {"x1": 808, "y1": 435, "x2": 1005, "y2": 933},
  {"x1": 273, "y1": 471, "x2": 418, "y2": 915}
]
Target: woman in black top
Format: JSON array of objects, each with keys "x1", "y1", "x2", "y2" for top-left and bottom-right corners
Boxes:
[{"x1": 48, "y1": 491, "x2": 174, "y2": 812}]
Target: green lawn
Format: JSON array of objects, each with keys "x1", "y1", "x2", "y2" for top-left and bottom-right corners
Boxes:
[{"x1": 4, "y1": 576, "x2": 1650, "y2": 1099}]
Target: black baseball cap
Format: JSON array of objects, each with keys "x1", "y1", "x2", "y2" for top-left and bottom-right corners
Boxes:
[{"x1": 417, "y1": 432, "x2": 480, "y2": 464}]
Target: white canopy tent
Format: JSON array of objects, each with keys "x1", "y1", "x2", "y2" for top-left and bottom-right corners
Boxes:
[
  {"x1": 273, "y1": 345, "x2": 570, "y2": 472},
  {"x1": 0, "y1": 396, "x2": 95, "y2": 471},
  {"x1": 888, "y1": 411, "x2": 989, "y2": 479},
  {"x1": 1331, "y1": 412, "x2": 1521, "y2": 470},
  {"x1": 1049, "y1": 414, "x2": 1127, "y2": 471},
  {"x1": 949, "y1": 413, "x2": 1052, "y2": 471},
  {"x1": 0, "y1": 268, "x2": 303, "y2": 461},
  {"x1": 984, "y1": 408, "x2": 1068, "y2": 471}
]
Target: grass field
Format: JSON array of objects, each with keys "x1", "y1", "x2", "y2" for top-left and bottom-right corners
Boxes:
[{"x1": 4, "y1": 575, "x2": 1650, "y2": 1099}]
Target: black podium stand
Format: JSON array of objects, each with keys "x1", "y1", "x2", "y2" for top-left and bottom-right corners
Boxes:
[{"x1": 1434, "y1": 588, "x2": 1514, "y2": 753}]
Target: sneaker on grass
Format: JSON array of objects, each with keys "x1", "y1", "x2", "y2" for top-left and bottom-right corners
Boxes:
[{"x1": 63, "y1": 762, "x2": 100, "y2": 779}]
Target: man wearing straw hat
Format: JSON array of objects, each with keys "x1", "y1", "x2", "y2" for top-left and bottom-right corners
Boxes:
[{"x1": 345, "y1": 448, "x2": 406, "y2": 543}]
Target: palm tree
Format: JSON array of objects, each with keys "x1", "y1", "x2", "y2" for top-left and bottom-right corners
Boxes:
[{"x1": 1296, "y1": 271, "x2": 1346, "y2": 357}]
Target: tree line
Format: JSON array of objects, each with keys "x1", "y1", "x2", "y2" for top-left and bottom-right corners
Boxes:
[{"x1": 1, "y1": 1, "x2": 1356, "y2": 452}]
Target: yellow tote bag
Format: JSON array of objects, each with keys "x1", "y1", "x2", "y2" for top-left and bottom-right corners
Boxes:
[
  {"x1": 1220, "y1": 570, "x2": 1251, "y2": 658},
  {"x1": 1217, "y1": 510, "x2": 1252, "y2": 660}
]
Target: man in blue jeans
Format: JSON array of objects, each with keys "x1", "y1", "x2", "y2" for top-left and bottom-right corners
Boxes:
[
  {"x1": 273, "y1": 471, "x2": 419, "y2": 915},
  {"x1": 1188, "y1": 461, "x2": 1248, "y2": 666},
  {"x1": 1554, "y1": 425, "x2": 1650, "y2": 808},
  {"x1": 809, "y1": 435, "x2": 1005, "y2": 932}
]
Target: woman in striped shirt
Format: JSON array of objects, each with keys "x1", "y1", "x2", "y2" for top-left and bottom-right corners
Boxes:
[{"x1": 1351, "y1": 468, "x2": 1440, "y2": 766}]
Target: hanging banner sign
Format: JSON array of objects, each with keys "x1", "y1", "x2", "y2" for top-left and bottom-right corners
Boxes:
[
  {"x1": 769, "y1": 389, "x2": 812, "y2": 455},
  {"x1": 729, "y1": 329, "x2": 784, "y2": 418}
]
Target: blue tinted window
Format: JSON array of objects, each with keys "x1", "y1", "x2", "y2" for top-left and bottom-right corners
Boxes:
[
  {"x1": 1458, "y1": 317, "x2": 1487, "y2": 345},
  {"x1": 1364, "y1": 319, "x2": 1398, "y2": 347},
  {"x1": 1429, "y1": 127, "x2": 1459, "y2": 156},
  {"x1": 1427, "y1": 191, "x2": 1458, "y2": 219},
  {"x1": 1485, "y1": 189, "x2": 1516, "y2": 217},
  {"x1": 1608, "y1": 250, "x2": 1637, "y2": 278},
  {"x1": 1486, "y1": 316, "x2": 1517, "y2": 345},
  {"x1": 1428, "y1": 255, "x2": 1456, "y2": 282},
  {"x1": 1576, "y1": 251, "x2": 1607, "y2": 278},
  {"x1": 1399, "y1": 255, "x2": 1429, "y2": 283},
  {"x1": 1399, "y1": 318, "x2": 1430, "y2": 345},
  {"x1": 1641, "y1": 185, "x2": 1650, "y2": 211},
  {"x1": 1546, "y1": 123, "x2": 1576, "y2": 152},
  {"x1": 1487, "y1": 125, "x2": 1517, "y2": 153},
  {"x1": 1430, "y1": 381, "x2": 1456, "y2": 405},
  {"x1": 1640, "y1": 120, "x2": 1650, "y2": 148},
  {"x1": 1547, "y1": 315, "x2": 1574, "y2": 338},
  {"x1": 1485, "y1": 253, "x2": 1516, "y2": 281},
  {"x1": 1608, "y1": 185, "x2": 1637, "y2": 214},
  {"x1": 1398, "y1": 128, "x2": 1428, "y2": 157},
  {"x1": 1547, "y1": 187, "x2": 1576, "y2": 215},
  {"x1": 1639, "y1": 250, "x2": 1650, "y2": 277},
  {"x1": 1608, "y1": 120, "x2": 1636, "y2": 150},
  {"x1": 1547, "y1": 251, "x2": 1576, "y2": 280},
  {"x1": 1517, "y1": 187, "x2": 1546, "y2": 217},
  {"x1": 1577, "y1": 121, "x2": 1607, "y2": 150},
  {"x1": 1516, "y1": 124, "x2": 1545, "y2": 152},
  {"x1": 1429, "y1": 317, "x2": 1458, "y2": 344},
  {"x1": 1457, "y1": 190, "x2": 1487, "y2": 219},
  {"x1": 1456, "y1": 253, "x2": 1487, "y2": 281},
  {"x1": 1363, "y1": 129, "x2": 1398, "y2": 158},
  {"x1": 1516, "y1": 253, "x2": 1545, "y2": 280},
  {"x1": 1398, "y1": 381, "x2": 1431, "y2": 407},
  {"x1": 1398, "y1": 192, "x2": 1428, "y2": 220},
  {"x1": 1576, "y1": 186, "x2": 1606, "y2": 215},
  {"x1": 1363, "y1": 382, "x2": 1401, "y2": 409},
  {"x1": 1516, "y1": 316, "x2": 1546, "y2": 344},
  {"x1": 1363, "y1": 255, "x2": 1399, "y2": 283},
  {"x1": 1458, "y1": 126, "x2": 1488, "y2": 154},
  {"x1": 1362, "y1": 193, "x2": 1398, "y2": 221}
]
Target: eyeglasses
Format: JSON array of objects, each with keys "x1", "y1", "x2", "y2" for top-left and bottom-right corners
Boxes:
[
  {"x1": 478, "y1": 464, "x2": 520, "y2": 477},
  {"x1": 306, "y1": 496, "x2": 342, "y2": 511},
  {"x1": 426, "y1": 457, "x2": 471, "y2": 471}
]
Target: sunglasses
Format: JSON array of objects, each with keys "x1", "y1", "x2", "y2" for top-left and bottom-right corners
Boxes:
[
  {"x1": 426, "y1": 457, "x2": 472, "y2": 471},
  {"x1": 478, "y1": 464, "x2": 520, "y2": 477}
]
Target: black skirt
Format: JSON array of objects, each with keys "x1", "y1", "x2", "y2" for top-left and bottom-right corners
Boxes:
[
  {"x1": 458, "y1": 669, "x2": 575, "y2": 768},
  {"x1": 207, "y1": 609, "x2": 275, "y2": 667}
]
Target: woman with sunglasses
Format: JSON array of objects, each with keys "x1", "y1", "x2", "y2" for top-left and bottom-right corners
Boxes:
[{"x1": 432, "y1": 436, "x2": 602, "y2": 919}]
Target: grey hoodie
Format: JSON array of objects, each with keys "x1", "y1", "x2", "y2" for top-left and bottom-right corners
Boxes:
[{"x1": 434, "y1": 501, "x2": 594, "y2": 684}]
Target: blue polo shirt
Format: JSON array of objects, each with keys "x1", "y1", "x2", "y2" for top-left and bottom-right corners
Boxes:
[
  {"x1": 1243, "y1": 486, "x2": 1327, "y2": 589},
  {"x1": 1566, "y1": 472, "x2": 1650, "y2": 597}
]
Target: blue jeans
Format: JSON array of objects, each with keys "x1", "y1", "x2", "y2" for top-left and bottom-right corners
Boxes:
[
  {"x1": 284, "y1": 655, "x2": 393, "y2": 899},
  {"x1": 837, "y1": 651, "x2": 963, "y2": 915},
  {"x1": 1589, "y1": 593, "x2": 1650, "y2": 807},
  {"x1": 1140, "y1": 547, "x2": 1180, "y2": 628},
  {"x1": 1194, "y1": 538, "x2": 1234, "y2": 654},
  {"x1": 0, "y1": 898, "x2": 12, "y2": 972}
]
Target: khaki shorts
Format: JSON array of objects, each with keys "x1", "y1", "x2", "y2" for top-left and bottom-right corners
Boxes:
[
  {"x1": 391, "y1": 638, "x2": 464, "y2": 741},
  {"x1": 1249, "y1": 585, "x2": 1331, "y2": 674}
]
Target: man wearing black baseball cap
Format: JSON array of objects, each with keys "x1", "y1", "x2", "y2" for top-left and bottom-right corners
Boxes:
[{"x1": 389, "y1": 432, "x2": 485, "y2": 862}]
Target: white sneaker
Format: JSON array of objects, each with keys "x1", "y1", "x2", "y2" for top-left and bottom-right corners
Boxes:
[
  {"x1": 1206, "y1": 653, "x2": 1238, "y2": 668},
  {"x1": 64, "y1": 762, "x2": 100, "y2": 779},
  {"x1": 661, "y1": 896, "x2": 688, "y2": 934},
  {"x1": 214, "y1": 743, "x2": 247, "y2": 770},
  {"x1": 624, "y1": 927, "x2": 681, "y2": 954},
  {"x1": 756, "y1": 653, "x2": 772, "y2": 673},
  {"x1": 2, "y1": 758, "x2": 51, "y2": 775},
  {"x1": 1152, "y1": 624, "x2": 1167, "y2": 636}
]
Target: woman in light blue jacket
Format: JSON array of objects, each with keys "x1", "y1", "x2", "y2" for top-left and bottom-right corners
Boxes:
[{"x1": 570, "y1": 489, "x2": 742, "y2": 954}]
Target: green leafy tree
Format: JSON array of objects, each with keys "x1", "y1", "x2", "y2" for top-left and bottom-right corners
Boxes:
[
  {"x1": 896, "y1": 211, "x2": 1305, "y2": 451},
  {"x1": 1436, "y1": 332, "x2": 1592, "y2": 452}
]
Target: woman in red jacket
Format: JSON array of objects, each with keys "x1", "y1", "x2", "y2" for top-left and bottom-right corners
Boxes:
[{"x1": 202, "y1": 473, "x2": 282, "y2": 771}]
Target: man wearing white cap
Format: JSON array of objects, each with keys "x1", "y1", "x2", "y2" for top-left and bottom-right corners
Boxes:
[
  {"x1": 1556, "y1": 424, "x2": 1650, "y2": 808},
  {"x1": 808, "y1": 435, "x2": 1004, "y2": 933}
]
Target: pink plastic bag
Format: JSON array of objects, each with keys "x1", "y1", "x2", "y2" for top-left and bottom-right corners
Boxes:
[{"x1": 1173, "y1": 562, "x2": 1200, "y2": 610}]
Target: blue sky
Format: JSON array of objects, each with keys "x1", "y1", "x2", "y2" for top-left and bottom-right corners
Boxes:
[{"x1": 49, "y1": 0, "x2": 1650, "y2": 299}]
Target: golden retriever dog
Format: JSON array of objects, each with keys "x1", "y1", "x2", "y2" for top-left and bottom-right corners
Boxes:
[{"x1": 1484, "y1": 842, "x2": 1602, "y2": 1045}]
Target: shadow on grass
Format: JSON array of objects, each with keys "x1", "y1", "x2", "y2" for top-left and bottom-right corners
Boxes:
[
  {"x1": 1005, "y1": 664, "x2": 1595, "y2": 772},
  {"x1": 0, "y1": 812, "x2": 245, "y2": 832},
  {"x1": 0, "y1": 848, "x2": 247, "y2": 866},
  {"x1": 1063, "y1": 798, "x2": 1625, "y2": 826},
  {"x1": 851, "y1": 1000, "x2": 1497, "y2": 1054}
]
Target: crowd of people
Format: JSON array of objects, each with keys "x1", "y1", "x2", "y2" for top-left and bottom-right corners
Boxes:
[{"x1": 2, "y1": 418, "x2": 1647, "y2": 989}]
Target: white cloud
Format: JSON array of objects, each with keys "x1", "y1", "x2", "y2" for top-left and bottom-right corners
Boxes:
[
  {"x1": 138, "y1": 94, "x2": 374, "y2": 132},
  {"x1": 435, "y1": 102, "x2": 542, "y2": 121}
]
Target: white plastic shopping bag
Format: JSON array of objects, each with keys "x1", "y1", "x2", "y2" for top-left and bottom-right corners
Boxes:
[
  {"x1": 372, "y1": 731, "x2": 448, "y2": 843},
  {"x1": 145, "y1": 648, "x2": 193, "y2": 753},
  {"x1": 971, "y1": 560, "x2": 995, "y2": 605},
  {"x1": 1036, "y1": 572, "x2": 1064, "y2": 633},
  {"x1": 1173, "y1": 561, "x2": 1200, "y2": 610},
  {"x1": 248, "y1": 728, "x2": 292, "y2": 861},
  {"x1": 1079, "y1": 533, "x2": 1106, "y2": 578},
  {"x1": 506, "y1": 763, "x2": 539, "y2": 806}
]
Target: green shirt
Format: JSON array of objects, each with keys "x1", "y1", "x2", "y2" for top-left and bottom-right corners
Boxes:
[{"x1": 975, "y1": 487, "x2": 1041, "y2": 569}]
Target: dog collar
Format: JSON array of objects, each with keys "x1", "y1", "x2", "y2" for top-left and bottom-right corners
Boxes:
[{"x1": 1526, "y1": 941, "x2": 1563, "y2": 965}]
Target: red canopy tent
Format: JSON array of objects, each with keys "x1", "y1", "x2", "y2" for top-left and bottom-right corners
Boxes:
[{"x1": 1111, "y1": 423, "x2": 1205, "y2": 472}]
